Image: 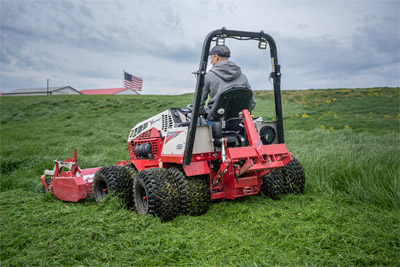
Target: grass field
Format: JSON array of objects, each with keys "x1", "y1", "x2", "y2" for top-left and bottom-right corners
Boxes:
[{"x1": 1, "y1": 87, "x2": 399, "y2": 266}]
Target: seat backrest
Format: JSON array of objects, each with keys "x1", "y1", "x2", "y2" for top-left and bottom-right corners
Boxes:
[{"x1": 208, "y1": 87, "x2": 253, "y2": 121}]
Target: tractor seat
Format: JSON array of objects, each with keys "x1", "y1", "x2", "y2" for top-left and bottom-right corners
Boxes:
[
  {"x1": 208, "y1": 87, "x2": 253, "y2": 121},
  {"x1": 208, "y1": 87, "x2": 253, "y2": 147}
]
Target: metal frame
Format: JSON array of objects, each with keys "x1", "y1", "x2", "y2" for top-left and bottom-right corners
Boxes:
[{"x1": 184, "y1": 28, "x2": 284, "y2": 165}]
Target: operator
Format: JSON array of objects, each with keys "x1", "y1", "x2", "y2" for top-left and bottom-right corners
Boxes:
[{"x1": 199, "y1": 45, "x2": 256, "y2": 118}]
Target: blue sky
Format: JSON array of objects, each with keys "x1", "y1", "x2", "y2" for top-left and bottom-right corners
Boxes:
[{"x1": 1, "y1": 0, "x2": 399, "y2": 94}]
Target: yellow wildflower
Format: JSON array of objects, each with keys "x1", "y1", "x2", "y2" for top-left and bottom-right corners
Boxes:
[
  {"x1": 384, "y1": 115, "x2": 391, "y2": 119},
  {"x1": 329, "y1": 127, "x2": 334, "y2": 131},
  {"x1": 325, "y1": 100, "x2": 331, "y2": 103},
  {"x1": 333, "y1": 113, "x2": 338, "y2": 118},
  {"x1": 295, "y1": 114, "x2": 300, "y2": 117},
  {"x1": 301, "y1": 114, "x2": 309, "y2": 118},
  {"x1": 320, "y1": 125, "x2": 326, "y2": 129},
  {"x1": 333, "y1": 98, "x2": 337, "y2": 101},
  {"x1": 396, "y1": 114, "x2": 400, "y2": 119}
]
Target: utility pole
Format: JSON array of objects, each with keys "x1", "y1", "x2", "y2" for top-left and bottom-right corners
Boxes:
[{"x1": 47, "y1": 79, "x2": 49, "y2": 95}]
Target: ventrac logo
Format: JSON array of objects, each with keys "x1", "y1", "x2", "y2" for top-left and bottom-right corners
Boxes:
[
  {"x1": 150, "y1": 117, "x2": 161, "y2": 125},
  {"x1": 165, "y1": 131, "x2": 183, "y2": 144}
]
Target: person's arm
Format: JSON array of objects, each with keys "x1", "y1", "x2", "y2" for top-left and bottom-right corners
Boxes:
[{"x1": 199, "y1": 75, "x2": 211, "y2": 115}]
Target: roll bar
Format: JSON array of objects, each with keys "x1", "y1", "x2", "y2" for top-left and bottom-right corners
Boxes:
[{"x1": 183, "y1": 28, "x2": 284, "y2": 165}]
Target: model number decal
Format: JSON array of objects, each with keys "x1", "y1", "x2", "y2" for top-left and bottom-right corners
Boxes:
[{"x1": 165, "y1": 131, "x2": 183, "y2": 144}]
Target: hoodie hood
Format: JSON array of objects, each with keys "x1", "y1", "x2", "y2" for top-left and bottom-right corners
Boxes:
[{"x1": 210, "y1": 61, "x2": 242, "y2": 82}]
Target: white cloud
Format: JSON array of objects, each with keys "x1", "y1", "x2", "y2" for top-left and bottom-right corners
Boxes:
[{"x1": 1, "y1": 0, "x2": 399, "y2": 93}]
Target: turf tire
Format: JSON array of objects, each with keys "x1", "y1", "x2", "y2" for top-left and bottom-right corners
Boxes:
[
  {"x1": 133, "y1": 168, "x2": 180, "y2": 221},
  {"x1": 123, "y1": 162, "x2": 138, "y2": 208},
  {"x1": 93, "y1": 166, "x2": 133, "y2": 206},
  {"x1": 168, "y1": 166, "x2": 210, "y2": 216},
  {"x1": 261, "y1": 157, "x2": 306, "y2": 198},
  {"x1": 281, "y1": 157, "x2": 306, "y2": 194},
  {"x1": 261, "y1": 171, "x2": 284, "y2": 200}
]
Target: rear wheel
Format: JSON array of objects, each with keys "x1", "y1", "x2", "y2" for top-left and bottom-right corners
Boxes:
[
  {"x1": 168, "y1": 166, "x2": 210, "y2": 216},
  {"x1": 261, "y1": 171, "x2": 284, "y2": 200},
  {"x1": 282, "y1": 157, "x2": 306, "y2": 194},
  {"x1": 93, "y1": 166, "x2": 133, "y2": 206},
  {"x1": 261, "y1": 157, "x2": 306, "y2": 199},
  {"x1": 133, "y1": 168, "x2": 179, "y2": 221}
]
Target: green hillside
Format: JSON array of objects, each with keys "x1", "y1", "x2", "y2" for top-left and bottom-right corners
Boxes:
[{"x1": 1, "y1": 87, "x2": 399, "y2": 265}]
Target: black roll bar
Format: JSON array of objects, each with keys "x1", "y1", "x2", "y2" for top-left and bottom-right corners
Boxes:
[{"x1": 183, "y1": 28, "x2": 284, "y2": 165}]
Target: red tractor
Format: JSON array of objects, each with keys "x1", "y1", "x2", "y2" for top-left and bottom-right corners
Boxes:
[{"x1": 41, "y1": 28, "x2": 305, "y2": 221}]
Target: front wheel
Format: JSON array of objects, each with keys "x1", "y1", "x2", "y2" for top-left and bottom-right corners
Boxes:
[
  {"x1": 134, "y1": 177, "x2": 149, "y2": 214},
  {"x1": 123, "y1": 162, "x2": 138, "y2": 208},
  {"x1": 133, "y1": 168, "x2": 180, "y2": 221},
  {"x1": 168, "y1": 166, "x2": 210, "y2": 216},
  {"x1": 93, "y1": 166, "x2": 133, "y2": 206}
]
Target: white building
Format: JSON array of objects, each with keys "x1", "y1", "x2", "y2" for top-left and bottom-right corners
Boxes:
[{"x1": 2, "y1": 86, "x2": 82, "y2": 96}]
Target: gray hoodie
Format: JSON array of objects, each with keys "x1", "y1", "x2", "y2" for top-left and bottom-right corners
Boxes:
[{"x1": 199, "y1": 60, "x2": 256, "y2": 115}]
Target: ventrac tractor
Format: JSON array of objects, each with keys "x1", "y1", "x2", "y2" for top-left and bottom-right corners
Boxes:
[{"x1": 40, "y1": 28, "x2": 305, "y2": 221}]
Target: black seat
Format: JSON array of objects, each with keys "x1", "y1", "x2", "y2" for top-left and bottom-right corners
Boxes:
[
  {"x1": 208, "y1": 87, "x2": 253, "y2": 121},
  {"x1": 208, "y1": 87, "x2": 253, "y2": 147}
]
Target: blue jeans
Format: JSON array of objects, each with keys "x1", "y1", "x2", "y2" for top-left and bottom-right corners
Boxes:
[{"x1": 196, "y1": 118, "x2": 215, "y2": 126}]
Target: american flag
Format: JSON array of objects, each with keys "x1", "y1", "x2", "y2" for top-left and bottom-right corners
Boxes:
[{"x1": 124, "y1": 71, "x2": 143, "y2": 91}]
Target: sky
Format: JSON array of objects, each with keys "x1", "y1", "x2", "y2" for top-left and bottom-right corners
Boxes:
[{"x1": 1, "y1": 0, "x2": 399, "y2": 94}]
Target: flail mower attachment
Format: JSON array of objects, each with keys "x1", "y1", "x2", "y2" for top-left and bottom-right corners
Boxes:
[{"x1": 40, "y1": 149, "x2": 100, "y2": 202}]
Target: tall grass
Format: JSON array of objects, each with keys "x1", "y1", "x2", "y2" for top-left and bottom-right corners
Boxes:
[
  {"x1": 1, "y1": 88, "x2": 399, "y2": 265},
  {"x1": 1, "y1": 89, "x2": 399, "y2": 207},
  {"x1": 286, "y1": 129, "x2": 400, "y2": 209}
]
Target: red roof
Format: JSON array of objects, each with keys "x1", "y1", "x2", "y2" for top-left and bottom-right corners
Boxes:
[{"x1": 80, "y1": 88, "x2": 136, "y2": 95}]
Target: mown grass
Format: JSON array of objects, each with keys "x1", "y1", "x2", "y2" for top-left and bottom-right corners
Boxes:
[
  {"x1": 1, "y1": 87, "x2": 399, "y2": 265},
  {"x1": 1, "y1": 191, "x2": 399, "y2": 266}
]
